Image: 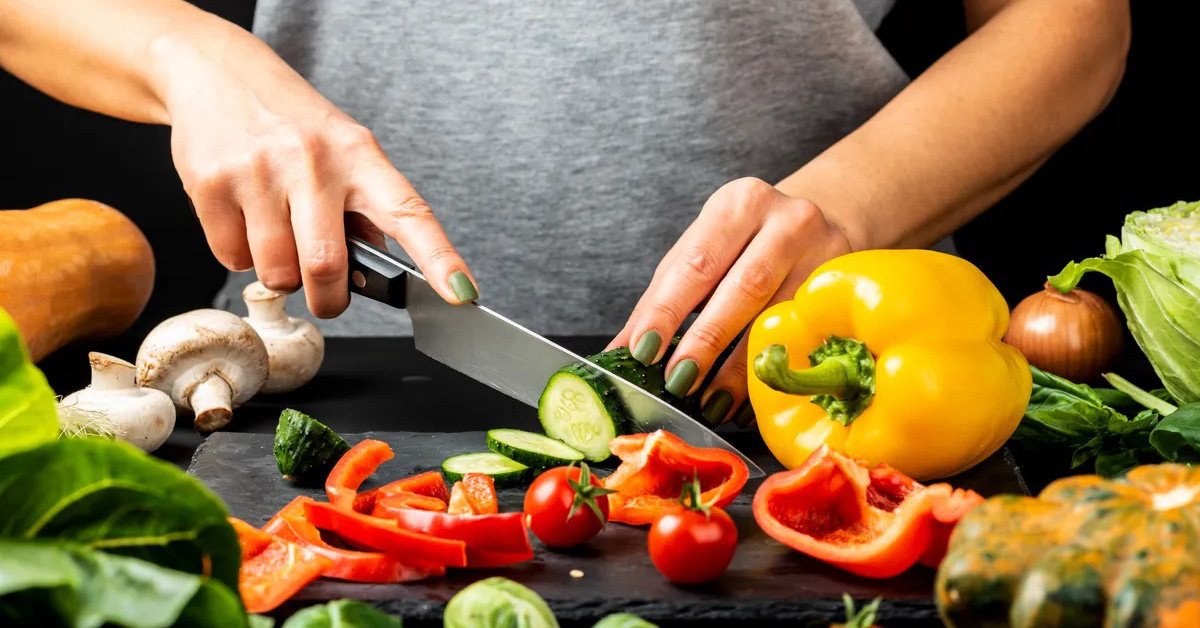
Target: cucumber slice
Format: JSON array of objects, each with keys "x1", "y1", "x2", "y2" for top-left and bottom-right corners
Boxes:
[
  {"x1": 441, "y1": 452, "x2": 530, "y2": 487},
  {"x1": 486, "y1": 429, "x2": 586, "y2": 469},
  {"x1": 274, "y1": 408, "x2": 351, "y2": 486},
  {"x1": 538, "y1": 365, "x2": 627, "y2": 462}
]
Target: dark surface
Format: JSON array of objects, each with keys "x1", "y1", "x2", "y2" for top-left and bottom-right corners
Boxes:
[{"x1": 177, "y1": 336, "x2": 1026, "y2": 627}]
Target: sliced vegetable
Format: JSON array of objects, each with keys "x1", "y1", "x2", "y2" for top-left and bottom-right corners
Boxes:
[
  {"x1": 275, "y1": 408, "x2": 351, "y2": 485},
  {"x1": 464, "y1": 547, "x2": 537, "y2": 569},
  {"x1": 383, "y1": 510, "x2": 531, "y2": 554},
  {"x1": 371, "y1": 491, "x2": 447, "y2": 515},
  {"x1": 487, "y1": 428, "x2": 586, "y2": 469},
  {"x1": 463, "y1": 472, "x2": 499, "y2": 514},
  {"x1": 303, "y1": 501, "x2": 467, "y2": 568},
  {"x1": 447, "y1": 482, "x2": 474, "y2": 516},
  {"x1": 443, "y1": 577, "x2": 559, "y2": 628},
  {"x1": 524, "y1": 463, "x2": 614, "y2": 548},
  {"x1": 353, "y1": 470, "x2": 449, "y2": 513},
  {"x1": 752, "y1": 446, "x2": 982, "y2": 579},
  {"x1": 230, "y1": 517, "x2": 332, "y2": 614},
  {"x1": 538, "y1": 365, "x2": 627, "y2": 462},
  {"x1": 647, "y1": 477, "x2": 737, "y2": 584},
  {"x1": 326, "y1": 439, "x2": 394, "y2": 509},
  {"x1": 281, "y1": 599, "x2": 401, "y2": 628},
  {"x1": 603, "y1": 430, "x2": 748, "y2": 526},
  {"x1": 441, "y1": 452, "x2": 529, "y2": 487}
]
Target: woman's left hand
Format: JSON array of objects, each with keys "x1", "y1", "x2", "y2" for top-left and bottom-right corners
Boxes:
[{"x1": 609, "y1": 177, "x2": 853, "y2": 427}]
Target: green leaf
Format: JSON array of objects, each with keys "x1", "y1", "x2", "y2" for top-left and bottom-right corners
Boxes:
[
  {"x1": 0, "y1": 307, "x2": 58, "y2": 457},
  {"x1": 0, "y1": 439, "x2": 240, "y2": 590},
  {"x1": 1015, "y1": 367, "x2": 1125, "y2": 447},
  {"x1": 1094, "y1": 449, "x2": 1140, "y2": 478},
  {"x1": 1149, "y1": 403, "x2": 1200, "y2": 461},
  {"x1": 282, "y1": 600, "x2": 402, "y2": 628},
  {"x1": 0, "y1": 540, "x2": 245, "y2": 628}
]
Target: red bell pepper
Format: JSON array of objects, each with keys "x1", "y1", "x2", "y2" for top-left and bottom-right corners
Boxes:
[
  {"x1": 465, "y1": 547, "x2": 536, "y2": 568},
  {"x1": 229, "y1": 517, "x2": 332, "y2": 613},
  {"x1": 602, "y1": 430, "x2": 749, "y2": 525},
  {"x1": 353, "y1": 470, "x2": 450, "y2": 513},
  {"x1": 383, "y1": 509, "x2": 531, "y2": 554},
  {"x1": 263, "y1": 496, "x2": 445, "y2": 583},
  {"x1": 371, "y1": 490, "x2": 448, "y2": 515},
  {"x1": 326, "y1": 439, "x2": 394, "y2": 510},
  {"x1": 303, "y1": 500, "x2": 468, "y2": 568},
  {"x1": 751, "y1": 445, "x2": 983, "y2": 579}
]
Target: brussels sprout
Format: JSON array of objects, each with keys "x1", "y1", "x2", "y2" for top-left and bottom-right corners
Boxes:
[
  {"x1": 592, "y1": 613, "x2": 659, "y2": 628},
  {"x1": 283, "y1": 599, "x2": 401, "y2": 628},
  {"x1": 444, "y1": 577, "x2": 558, "y2": 628}
]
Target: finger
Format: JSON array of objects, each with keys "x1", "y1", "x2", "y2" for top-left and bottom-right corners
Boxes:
[
  {"x1": 242, "y1": 187, "x2": 302, "y2": 293},
  {"x1": 188, "y1": 188, "x2": 252, "y2": 271},
  {"x1": 289, "y1": 179, "x2": 350, "y2": 318},
  {"x1": 345, "y1": 211, "x2": 388, "y2": 249},
  {"x1": 351, "y1": 159, "x2": 477, "y2": 304}
]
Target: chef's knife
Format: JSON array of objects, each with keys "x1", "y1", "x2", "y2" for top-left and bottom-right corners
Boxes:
[{"x1": 345, "y1": 237, "x2": 764, "y2": 477}]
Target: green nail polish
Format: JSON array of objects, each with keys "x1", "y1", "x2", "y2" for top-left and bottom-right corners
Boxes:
[
  {"x1": 702, "y1": 390, "x2": 734, "y2": 426},
  {"x1": 732, "y1": 403, "x2": 756, "y2": 429},
  {"x1": 665, "y1": 359, "x2": 699, "y2": 398},
  {"x1": 449, "y1": 271, "x2": 478, "y2": 303},
  {"x1": 632, "y1": 331, "x2": 663, "y2": 366}
]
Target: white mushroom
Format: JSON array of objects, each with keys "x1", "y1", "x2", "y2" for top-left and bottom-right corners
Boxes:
[
  {"x1": 136, "y1": 309, "x2": 269, "y2": 433},
  {"x1": 241, "y1": 282, "x2": 324, "y2": 394},
  {"x1": 59, "y1": 352, "x2": 176, "y2": 451}
]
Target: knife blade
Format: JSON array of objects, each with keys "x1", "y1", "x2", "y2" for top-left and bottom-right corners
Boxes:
[{"x1": 346, "y1": 237, "x2": 764, "y2": 477}]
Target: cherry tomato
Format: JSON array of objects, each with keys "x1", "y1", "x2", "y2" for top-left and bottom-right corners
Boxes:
[
  {"x1": 648, "y1": 505, "x2": 737, "y2": 584},
  {"x1": 524, "y1": 464, "x2": 613, "y2": 548}
]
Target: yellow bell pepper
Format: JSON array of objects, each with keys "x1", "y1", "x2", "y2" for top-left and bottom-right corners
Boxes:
[{"x1": 747, "y1": 249, "x2": 1031, "y2": 481}]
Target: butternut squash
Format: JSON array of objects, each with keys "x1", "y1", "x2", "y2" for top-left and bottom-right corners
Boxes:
[{"x1": 0, "y1": 199, "x2": 154, "y2": 361}]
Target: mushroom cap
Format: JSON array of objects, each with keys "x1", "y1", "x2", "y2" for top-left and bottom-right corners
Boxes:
[{"x1": 136, "y1": 309, "x2": 269, "y2": 410}]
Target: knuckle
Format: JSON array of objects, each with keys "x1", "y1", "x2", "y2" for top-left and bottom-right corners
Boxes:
[
  {"x1": 390, "y1": 195, "x2": 435, "y2": 222},
  {"x1": 686, "y1": 322, "x2": 728, "y2": 356},
  {"x1": 304, "y1": 244, "x2": 348, "y2": 283},
  {"x1": 680, "y1": 246, "x2": 721, "y2": 283},
  {"x1": 722, "y1": 356, "x2": 749, "y2": 383},
  {"x1": 425, "y1": 244, "x2": 458, "y2": 266},
  {"x1": 736, "y1": 261, "x2": 777, "y2": 301},
  {"x1": 648, "y1": 299, "x2": 686, "y2": 326},
  {"x1": 335, "y1": 123, "x2": 378, "y2": 152},
  {"x1": 713, "y1": 177, "x2": 773, "y2": 210}
]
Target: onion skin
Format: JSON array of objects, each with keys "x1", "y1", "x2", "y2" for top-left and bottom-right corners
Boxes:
[{"x1": 1004, "y1": 282, "x2": 1123, "y2": 383}]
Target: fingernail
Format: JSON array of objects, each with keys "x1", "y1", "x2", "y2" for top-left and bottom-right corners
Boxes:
[
  {"x1": 631, "y1": 331, "x2": 663, "y2": 366},
  {"x1": 701, "y1": 390, "x2": 734, "y2": 426},
  {"x1": 665, "y1": 359, "x2": 699, "y2": 398},
  {"x1": 449, "y1": 271, "x2": 478, "y2": 303},
  {"x1": 732, "y1": 403, "x2": 757, "y2": 429}
]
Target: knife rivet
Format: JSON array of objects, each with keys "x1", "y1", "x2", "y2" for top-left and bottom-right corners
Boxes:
[{"x1": 351, "y1": 270, "x2": 366, "y2": 288}]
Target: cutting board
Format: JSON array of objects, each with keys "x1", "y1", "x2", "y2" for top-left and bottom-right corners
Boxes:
[{"x1": 190, "y1": 429, "x2": 1027, "y2": 626}]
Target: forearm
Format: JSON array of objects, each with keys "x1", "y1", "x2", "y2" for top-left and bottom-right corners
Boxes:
[
  {"x1": 777, "y1": 0, "x2": 1130, "y2": 250},
  {"x1": 0, "y1": 0, "x2": 249, "y2": 125}
]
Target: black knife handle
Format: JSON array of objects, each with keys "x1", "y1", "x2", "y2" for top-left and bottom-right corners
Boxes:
[{"x1": 346, "y1": 237, "x2": 414, "y2": 309}]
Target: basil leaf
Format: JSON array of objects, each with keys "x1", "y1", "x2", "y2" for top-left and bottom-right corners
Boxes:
[
  {"x1": 1016, "y1": 367, "x2": 1126, "y2": 447},
  {"x1": 0, "y1": 308, "x2": 57, "y2": 457},
  {"x1": 0, "y1": 540, "x2": 244, "y2": 628},
  {"x1": 0, "y1": 440, "x2": 240, "y2": 590},
  {"x1": 282, "y1": 600, "x2": 402, "y2": 628},
  {"x1": 1149, "y1": 403, "x2": 1200, "y2": 461},
  {"x1": 1095, "y1": 449, "x2": 1140, "y2": 479}
]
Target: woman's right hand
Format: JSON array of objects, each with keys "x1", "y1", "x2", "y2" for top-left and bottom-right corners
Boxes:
[{"x1": 151, "y1": 23, "x2": 477, "y2": 317}]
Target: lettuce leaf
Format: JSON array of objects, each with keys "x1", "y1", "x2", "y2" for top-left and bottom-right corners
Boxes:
[{"x1": 0, "y1": 307, "x2": 57, "y2": 456}]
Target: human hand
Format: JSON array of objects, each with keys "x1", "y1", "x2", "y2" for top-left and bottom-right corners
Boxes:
[
  {"x1": 610, "y1": 178, "x2": 853, "y2": 427},
  {"x1": 155, "y1": 26, "x2": 476, "y2": 317}
]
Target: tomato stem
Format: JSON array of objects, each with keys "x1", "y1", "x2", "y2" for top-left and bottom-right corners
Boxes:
[{"x1": 566, "y1": 462, "x2": 617, "y2": 524}]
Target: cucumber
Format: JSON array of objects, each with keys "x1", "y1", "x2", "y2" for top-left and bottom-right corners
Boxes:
[
  {"x1": 441, "y1": 452, "x2": 530, "y2": 487},
  {"x1": 486, "y1": 428, "x2": 586, "y2": 469},
  {"x1": 273, "y1": 408, "x2": 351, "y2": 485},
  {"x1": 538, "y1": 364, "x2": 627, "y2": 462}
]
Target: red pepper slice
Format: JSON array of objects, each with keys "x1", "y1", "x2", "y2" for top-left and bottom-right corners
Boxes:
[
  {"x1": 353, "y1": 471, "x2": 450, "y2": 513},
  {"x1": 751, "y1": 445, "x2": 982, "y2": 579},
  {"x1": 303, "y1": 500, "x2": 467, "y2": 567},
  {"x1": 229, "y1": 517, "x2": 332, "y2": 613},
  {"x1": 447, "y1": 482, "x2": 473, "y2": 515},
  {"x1": 462, "y1": 473, "x2": 499, "y2": 515},
  {"x1": 465, "y1": 547, "x2": 536, "y2": 568},
  {"x1": 326, "y1": 439, "x2": 394, "y2": 510},
  {"x1": 603, "y1": 430, "x2": 749, "y2": 525},
  {"x1": 382, "y1": 509, "x2": 532, "y2": 554},
  {"x1": 371, "y1": 491, "x2": 448, "y2": 515},
  {"x1": 263, "y1": 496, "x2": 445, "y2": 583}
]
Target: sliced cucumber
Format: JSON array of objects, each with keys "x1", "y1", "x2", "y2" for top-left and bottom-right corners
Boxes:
[
  {"x1": 441, "y1": 452, "x2": 530, "y2": 487},
  {"x1": 486, "y1": 428, "x2": 586, "y2": 469},
  {"x1": 274, "y1": 408, "x2": 351, "y2": 486},
  {"x1": 538, "y1": 364, "x2": 627, "y2": 462}
]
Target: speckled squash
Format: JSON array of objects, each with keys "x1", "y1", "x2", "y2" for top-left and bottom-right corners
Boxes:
[{"x1": 936, "y1": 464, "x2": 1200, "y2": 628}]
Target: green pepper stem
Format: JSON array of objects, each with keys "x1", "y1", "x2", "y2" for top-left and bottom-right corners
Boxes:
[{"x1": 753, "y1": 345, "x2": 857, "y2": 398}]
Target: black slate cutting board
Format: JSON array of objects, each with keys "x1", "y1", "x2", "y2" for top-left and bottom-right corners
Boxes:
[{"x1": 190, "y1": 429, "x2": 1027, "y2": 627}]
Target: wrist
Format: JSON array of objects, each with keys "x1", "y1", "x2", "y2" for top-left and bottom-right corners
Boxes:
[
  {"x1": 145, "y1": 15, "x2": 247, "y2": 124},
  {"x1": 776, "y1": 157, "x2": 879, "y2": 253}
]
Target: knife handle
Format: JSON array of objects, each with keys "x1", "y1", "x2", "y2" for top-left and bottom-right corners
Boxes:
[{"x1": 346, "y1": 237, "x2": 412, "y2": 309}]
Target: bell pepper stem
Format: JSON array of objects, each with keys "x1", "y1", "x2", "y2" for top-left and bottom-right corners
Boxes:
[{"x1": 753, "y1": 345, "x2": 858, "y2": 398}]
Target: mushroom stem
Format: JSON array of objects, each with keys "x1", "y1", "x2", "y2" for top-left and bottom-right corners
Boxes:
[
  {"x1": 190, "y1": 376, "x2": 234, "y2": 433},
  {"x1": 243, "y1": 283, "x2": 288, "y2": 324},
  {"x1": 88, "y1": 352, "x2": 136, "y2": 391}
]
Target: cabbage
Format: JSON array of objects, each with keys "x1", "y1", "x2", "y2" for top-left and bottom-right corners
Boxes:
[
  {"x1": 443, "y1": 577, "x2": 558, "y2": 628},
  {"x1": 1050, "y1": 200, "x2": 1200, "y2": 403}
]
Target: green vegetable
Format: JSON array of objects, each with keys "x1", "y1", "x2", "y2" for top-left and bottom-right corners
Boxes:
[
  {"x1": 0, "y1": 540, "x2": 245, "y2": 628},
  {"x1": 486, "y1": 429, "x2": 586, "y2": 469},
  {"x1": 0, "y1": 307, "x2": 57, "y2": 457},
  {"x1": 1049, "y1": 200, "x2": 1200, "y2": 405},
  {"x1": 592, "y1": 613, "x2": 659, "y2": 628},
  {"x1": 443, "y1": 577, "x2": 558, "y2": 628},
  {"x1": 282, "y1": 600, "x2": 402, "y2": 628},
  {"x1": 441, "y1": 452, "x2": 530, "y2": 486},
  {"x1": 274, "y1": 408, "x2": 352, "y2": 485},
  {"x1": 538, "y1": 365, "x2": 627, "y2": 462}
]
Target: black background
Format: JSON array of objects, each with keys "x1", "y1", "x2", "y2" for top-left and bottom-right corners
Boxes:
[{"x1": 2, "y1": 0, "x2": 1197, "y2": 340}]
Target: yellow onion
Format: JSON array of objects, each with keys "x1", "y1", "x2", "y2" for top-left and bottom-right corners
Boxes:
[{"x1": 1004, "y1": 282, "x2": 1123, "y2": 383}]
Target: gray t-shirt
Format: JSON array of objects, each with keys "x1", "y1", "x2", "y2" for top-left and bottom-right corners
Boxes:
[{"x1": 219, "y1": 0, "x2": 908, "y2": 336}]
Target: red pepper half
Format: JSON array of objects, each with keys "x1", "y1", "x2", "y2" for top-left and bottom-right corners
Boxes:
[
  {"x1": 383, "y1": 509, "x2": 532, "y2": 555},
  {"x1": 752, "y1": 445, "x2": 983, "y2": 579},
  {"x1": 229, "y1": 517, "x2": 332, "y2": 613},
  {"x1": 263, "y1": 496, "x2": 445, "y2": 583},
  {"x1": 326, "y1": 439, "x2": 394, "y2": 510},
  {"x1": 303, "y1": 500, "x2": 468, "y2": 567},
  {"x1": 602, "y1": 430, "x2": 749, "y2": 525},
  {"x1": 354, "y1": 471, "x2": 450, "y2": 513}
]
